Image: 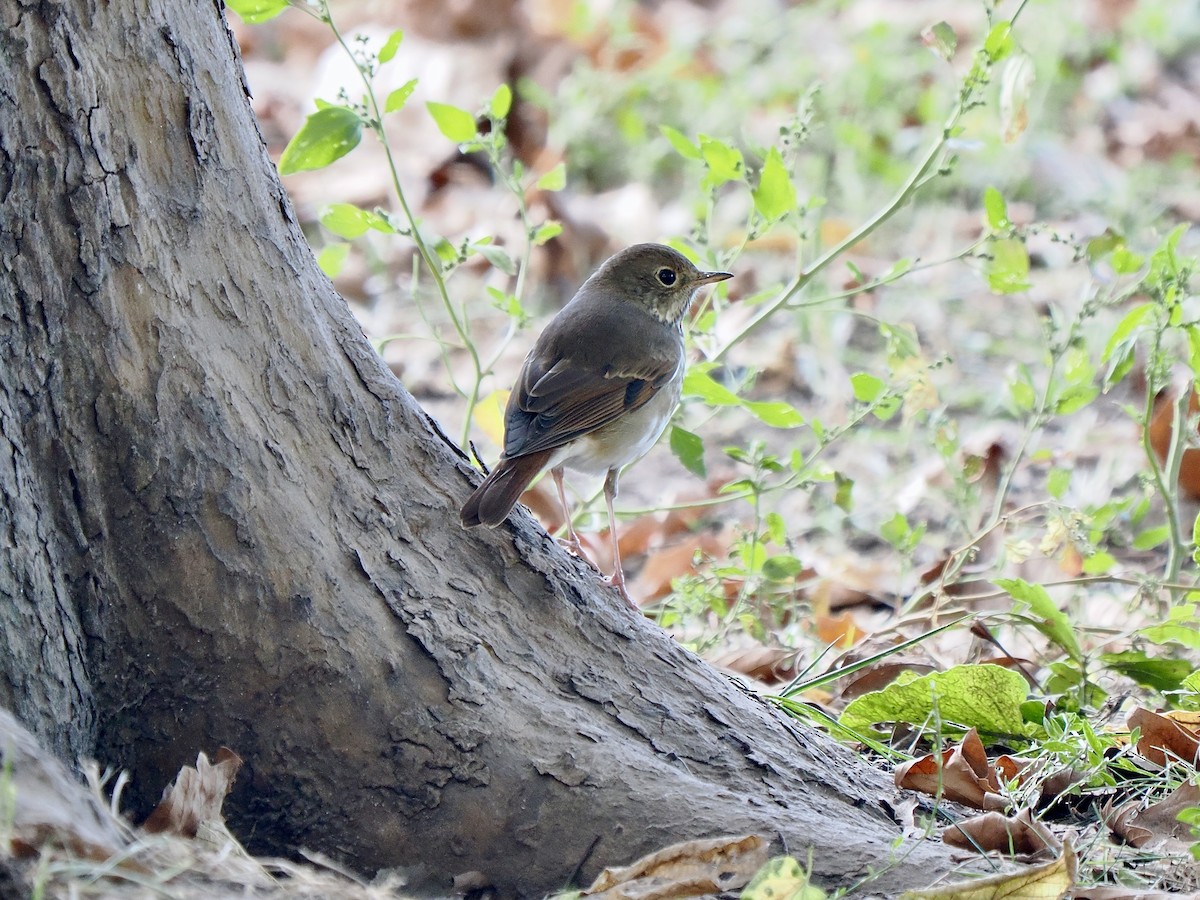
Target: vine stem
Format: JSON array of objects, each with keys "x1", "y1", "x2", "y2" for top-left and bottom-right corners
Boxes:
[
  {"x1": 319, "y1": 5, "x2": 485, "y2": 447},
  {"x1": 709, "y1": 76, "x2": 977, "y2": 365}
]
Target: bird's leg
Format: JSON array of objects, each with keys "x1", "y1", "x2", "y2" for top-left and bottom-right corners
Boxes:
[
  {"x1": 552, "y1": 466, "x2": 598, "y2": 571},
  {"x1": 602, "y1": 468, "x2": 638, "y2": 610}
]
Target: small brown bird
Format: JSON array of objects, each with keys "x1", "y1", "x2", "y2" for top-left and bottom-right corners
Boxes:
[{"x1": 461, "y1": 243, "x2": 732, "y2": 605}]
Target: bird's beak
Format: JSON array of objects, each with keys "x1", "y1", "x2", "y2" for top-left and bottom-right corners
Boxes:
[{"x1": 695, "y1": 270, "x2": 733, "y2": 286}]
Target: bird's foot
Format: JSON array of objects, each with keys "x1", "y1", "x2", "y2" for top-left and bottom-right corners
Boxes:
[
  {"x1": 556, "y1": 536, "x2": 601, "y2": 572},
  {"x1": 604, "y1": 572, "x2": 641, "y2": 611}
]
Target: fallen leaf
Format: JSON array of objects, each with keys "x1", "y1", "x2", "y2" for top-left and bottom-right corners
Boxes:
[
  {"x1": 710, "y1": 646, "x2": 799, "y2": 686},
  {"x1": 1147, "y1": 388, "x2": 1200, "y2": 500},
  {"x1": 943, "y1": 807, "x2": 1060, "y2": 857},
  {"x1": 1129, "y1": 707, "x2": 1200, "y2": 768},
  {"x1": 814, "y1": 610, "x2": 863, "y2": 647},
  {"x1": 900, "y1": 840, "x2": 1075, "y2": 899},
  {"x1": 741, "y1": 855, "x2": 827, "y2": 900},
  {"x1": 582, "y1": 834, "x2": 769, "y2": 900},
  {"x1": 894, "y1": 729, "x2": 1010, "y2": 811},
  {"x1": 143, "y1": 747, "x2": 243, "y2": 839},
  {"x1": 1105, "y1": 779, "x2": 1200, "y2": 851}
]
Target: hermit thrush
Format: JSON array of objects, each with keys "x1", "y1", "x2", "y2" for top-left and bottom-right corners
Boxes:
[{"x1": 460, "y1": 243, "x2": 732, "y2": 606}]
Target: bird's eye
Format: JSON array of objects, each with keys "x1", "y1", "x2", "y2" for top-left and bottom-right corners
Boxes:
[{"x1": 656, "y1": 267, "x2": 677, "y2": 286}]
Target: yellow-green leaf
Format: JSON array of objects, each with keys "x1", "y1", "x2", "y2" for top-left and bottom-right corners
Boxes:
[
  {"x1": 385, "y1": 79, "x2": 418, "y2": 114},
  {"x1": 378, "y1": 29, "x2": 404, "y2": 64},
  {"x1": 225, "y1": 0, "x2": 288, "y2": 24},
  {"x1": 751, "y1": 148, "x2": 796, "y2": 221},
  {"x1": 986, "y1": 238, "x2": 1030, "y2": 294},
  {"x1": 427, "y1": 101, "x2": 476, "y2": 143},
  {"x1": 536, "y1": 163, "x2": 567, "y2": 192},
  {"x1": 660, "y1": 125, "x2": 700, "y2": 160},
  {"x1": 490, "y1": 83, "x2": 512, "y2": 120},
  {"x1": 278, "y1": 106, "x2": 363, "y2": 175}
]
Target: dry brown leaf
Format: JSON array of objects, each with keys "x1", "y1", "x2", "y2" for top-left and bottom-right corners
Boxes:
[
  {"x1": 582, "y1": 834, "x2": 769, "y2": 900},
  {"x1": 943, "y1": 807, "x2": 1060, "y2": 857},
  {"x1": 629, "y1": 530, "x2": 726, "y2": 604},
  {"x1": 1129, "y1": 707, "x2": 1200, "y2": 768},
  {"x1": 808, "y1": 553, "x2": 899, "y2": 611},
  {"x1": 143, "y1": 747, "x2": 243, "y2": 838},
  {"x1": 1148, "y1": 388, "x2": 1200, "y2": 500},
  {"x1": 1105, "y1": 780, "x2": 1200, "y2": 851},
  {"x1": 894, "y1": 729, "x2": 1009, "y2": 811},
  {"x1": 813, "y1": 610, "x2": 863, "y2": 647},
  {"x1": 709, "y1": 646, "x2": 799, "y2": 686},
  {"x1": 901, "y1": 840, "x2": 1075, "y2": 899}
]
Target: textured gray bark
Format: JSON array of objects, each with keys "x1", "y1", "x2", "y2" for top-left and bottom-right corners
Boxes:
[{"x1": 0, "y1": 1, "x2": 962, "y2": 895}]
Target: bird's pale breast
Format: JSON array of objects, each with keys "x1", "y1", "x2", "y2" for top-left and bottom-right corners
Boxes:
[{"x1": 550, "y1": 359, "x2": 683, "y2": 476}]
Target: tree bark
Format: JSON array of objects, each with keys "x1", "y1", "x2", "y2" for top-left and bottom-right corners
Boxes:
[{"x1": 0, "y1": 1, "x2": 962, "y2": 895}]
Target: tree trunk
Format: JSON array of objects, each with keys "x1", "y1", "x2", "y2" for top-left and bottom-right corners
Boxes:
[{"x1": 0, "y1": 1, "x2": 962, "y2": 895}]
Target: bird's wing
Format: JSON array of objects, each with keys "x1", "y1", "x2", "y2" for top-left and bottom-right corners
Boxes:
[{"x1": 501, "y1": 350, "x2": 678, "y2": 459}]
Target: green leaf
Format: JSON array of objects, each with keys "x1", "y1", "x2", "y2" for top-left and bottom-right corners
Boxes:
[
  {"x1": 880, "y1": 512, "x2": 910, "y2": 548},
  {"x1": 225, "y1": 0, "x2": 288, "y2": 23},
  {"x1": 986, "y1": 238, "x2": 1030, "y2": 293},
  {"x1": 476, "y1": 243, "x2": 517, "y2": 276},
  {"x1": 682, "y1": 368, "x2": 741, "y2": 406},
  {"x1": 839, "y1": 664, "x2": 1029, "y2": 735},
  {"x1": 1081, "y1": 551, "x2": 1115, "y2": 575},
  {"x1": 751, "y1": 148, "x2": 796, "y2": 221},
  {"x1": 922, "y1": 21, "x2": 957, "y2": 61},
  {"x1": 531, "y1": 221, "x2": 563, "y2": 246},
  {"x1": 743, "y1": 856, "x2": 826, "y2": 900},
  {"x1": 833, "y1": 472, "x2": 853, "y2": 512},
  {"x1": 317, "y1": 242, "x2": 349, "y2": 278},
  {"x1": 486, "y1": 287, "x2": 527, "y2": 323},
  {"x1": 1008, "y1": 368, "x2": 1035, "y2": 411},
  {"x1": 983, "y1": 186, "x2": 1009, "y2": 231},
  {"x1": 320, "y1": 203, "x2": 372, "y2": 239},
  {"x1": 850, "y1": 372, "x2": 885, "y2": 403},
  {"x1": 765, "y1": 512, "x2": 786, "y2": 545},
  {"x1": 427, "y1": 101, "x2": 477, "y2": 143},
  {"x1": 1100, "y1": 651, "x2": 1192, "y2": 693},
  {"x1": 1046, "y1": 467, "x2": 1071, "y2": 500},
  {"x1": 278, "y1": 106, "x2": 363, "y2": 175},
  {"x1": 378, "y1": 29, "x2": 404, "y2": 64},
  {"x1": 1085, "y1": 229, "x2": 1124, "y2": 264},
  {"x1": 1112, "y1": 246, "x2": 1145, "y2": 275},
  {"x1": 698, "y1": 135, "x2": 744, "y2": 186},
  {"x1": 996, "y1": 578, "x2": 1083, "y2": 662},
  {"x1": 1189, "y1": 326, "x2": 1200, "y2": 377},
  {"x1": 763, "y1": 555, "x2": 805, "y2": 581},
  {"x1": 1054, "y1": 384, "x2": 1099, "y2": 415},
  {"x1": 983, "y1": 21, "x2": 1014, "y2": 61},
  {"x1": 536, "y1": 163, "x2": 567, "y2": 192},
  {"x1": 490, "y1": 83, "x2": 512, "y2": 120},
  {"x1": 1102, "y1": 303, "x2": 1153, "y2": 362},
  {"x1": 660, "y1": 125, "x2": 700, "y2": 160},
  {"x1": 385, "y1": 79, "x2": 418, "y2": 113},
  {"x1": 670, "y1": 426, "x2": 706, "y2": 478},
  {"x1": 743, "y1": 400, "x2": 804, "y2": 428},
  {"x1": 1133, "y1": 525, "x2": 1170, "y2": 550},
  {"x1": 1142, "y1": 605, "x2": 1200, "y2": 649}
]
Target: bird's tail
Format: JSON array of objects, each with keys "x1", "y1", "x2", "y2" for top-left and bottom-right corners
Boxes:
[{"x1": 460, "y1": 450, "x2": 553, "y2": 528}]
